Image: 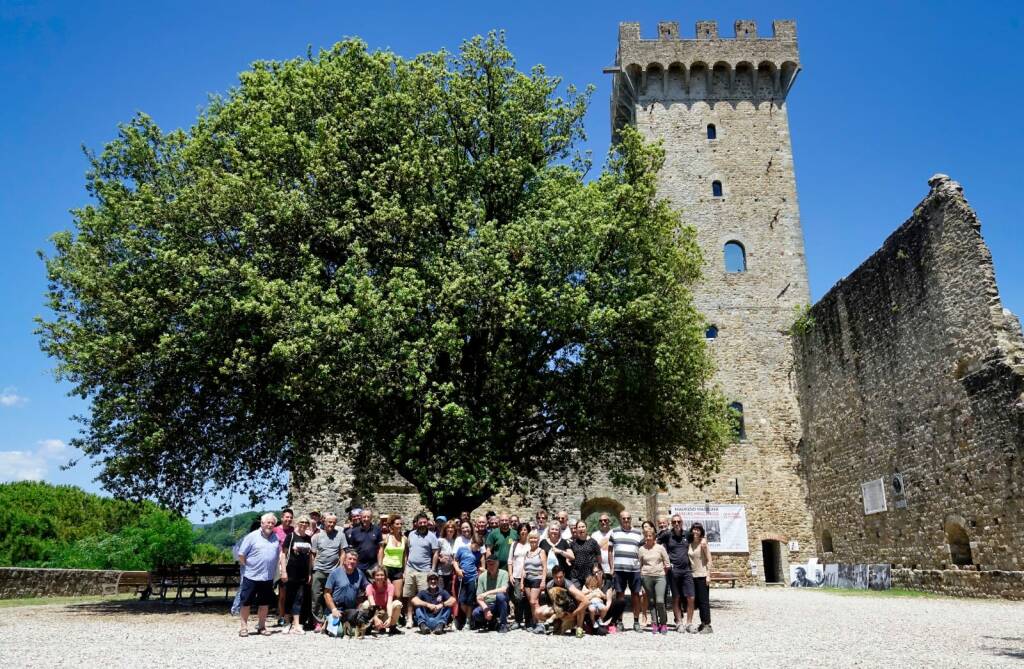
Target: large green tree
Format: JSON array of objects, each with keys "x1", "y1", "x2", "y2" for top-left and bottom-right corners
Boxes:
[{"x1": 40, "y1": 34, "x2": 732, "y2": 517}]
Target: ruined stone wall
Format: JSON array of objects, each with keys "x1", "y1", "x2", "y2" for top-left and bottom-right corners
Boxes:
[
  {"x1": 0, "y1": 568, "x2": 123, "y2": 599},
  {"x1": 794, "y1": 175, "x2": 1024, "y2": 573},
  {"x1": 617, "y1": 20, "x2": 817, "y2": 583}
]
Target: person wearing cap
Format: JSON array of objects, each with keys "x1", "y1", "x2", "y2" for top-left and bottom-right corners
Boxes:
[
  {"x1": 472, "y1": 555, "x2": 510, "y2": 632},
  {"x1": 411, "y1": 572, "x2": 456, "y2": 634}
]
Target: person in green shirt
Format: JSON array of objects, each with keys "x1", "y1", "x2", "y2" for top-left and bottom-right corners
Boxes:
[
  {"x1": 484, "y1": 513, "x2": 515, "y2": 570},
  {"x1": 472, "y1": 556, "x2": 510, "y2": 632}
]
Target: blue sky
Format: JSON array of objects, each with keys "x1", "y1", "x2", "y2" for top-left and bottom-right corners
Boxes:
[{"x1": 1, "y1": 1, "x2": 1021, "y2": 521}]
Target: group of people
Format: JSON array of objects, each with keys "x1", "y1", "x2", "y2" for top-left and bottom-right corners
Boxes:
[{"x1": 233, "y1": 506, "x2": 714, "y2": 638}]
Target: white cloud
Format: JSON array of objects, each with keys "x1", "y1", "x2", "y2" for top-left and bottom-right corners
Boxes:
[
  {"x1": 36, "y1": 439, "x2": 68, "y2": 458},
  {"x1": 0, "y1": 439, "x2": 73, "y2": 483},
  {"x1": 0, "y1": 387, "x2": 28, "y2": 408},
  {"x1": 0, "y1": 451, "x2": 46, "y2": 481}
]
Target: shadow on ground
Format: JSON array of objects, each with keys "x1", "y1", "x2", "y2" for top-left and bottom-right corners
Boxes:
[
  {"x1": 66, "y1": 598, "x2": 231, "y2": 617},
  {"x1": 982, "y1": 636, "x2": 1024, "y2": 660}
]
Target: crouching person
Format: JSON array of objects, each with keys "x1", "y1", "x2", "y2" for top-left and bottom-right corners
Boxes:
[
  {"x1": 365, "y1": 567, "x2": 403, "y2": 635},
  {"x1": 323, "y1": 550, "x2": 369, "y2": 635},
  {"x1": 472, "y1": 555, "x2": 510, "y2": 633},
  {"x1": 412, "y1": 572, "x2": 455, "y2": 634}
]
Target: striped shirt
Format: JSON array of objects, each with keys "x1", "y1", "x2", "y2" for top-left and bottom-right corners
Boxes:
[{"x1": 610, "y1": 527, "x2": 643, "y2": 573}]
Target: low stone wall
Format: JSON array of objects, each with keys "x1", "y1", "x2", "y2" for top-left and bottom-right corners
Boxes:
[
  {"x1": 893, "y1": 568, "x2": 1024, "y2": 600},
  {"x1": 0, "y1": 567, "x2": 122, "y2": 599}
]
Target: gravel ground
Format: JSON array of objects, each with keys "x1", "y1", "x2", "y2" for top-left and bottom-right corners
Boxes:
[{"x1": 1, "y1": 588, "x2": 1022, "y2": 668}]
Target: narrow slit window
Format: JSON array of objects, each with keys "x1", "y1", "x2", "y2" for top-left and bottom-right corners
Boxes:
[
  {"x1": 712, "y1": 180, "x2": 723, "y2": 197},
  {"x1": 724, "y1": 241, "x2": 746, "y2": 272},
  {"x1": 707, "y1": 123, "x2": 717, "y2": 140},
  {"x1": 729, "y1": 401, "x2": 746, "y2": 441}
]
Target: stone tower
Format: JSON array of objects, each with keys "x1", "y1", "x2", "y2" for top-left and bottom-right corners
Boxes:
[{"x1": 610, "y1": 19, "x2": 816, "y2": 583}]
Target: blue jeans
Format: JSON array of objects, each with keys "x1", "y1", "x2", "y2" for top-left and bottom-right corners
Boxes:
[
  {"x1": 472, "y1": 593, "x2": 509, "y2": 629},
  {"x1": 414, "y1": 607, "x2": 452, "y2": 631}
]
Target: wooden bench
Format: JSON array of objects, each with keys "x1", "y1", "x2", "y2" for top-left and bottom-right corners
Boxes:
[
  {"x1": 709, "y1": 571, "x2": 740, "y2": 588},
  {"x1": 149, "y1": 564, "x2": 240, "y2": 602},
  {"x1": 117, "y1": 571, "x2": 152, "y2": 599}
]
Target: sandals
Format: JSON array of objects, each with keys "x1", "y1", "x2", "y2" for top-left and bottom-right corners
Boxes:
[
  {"x1": 256, "y1": 627, "x2": 272, "y2": 636},
  {"x1": 238, "y1": 629, "x2": 249, "y2": 637}
]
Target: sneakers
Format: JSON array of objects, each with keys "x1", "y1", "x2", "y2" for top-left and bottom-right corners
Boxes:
[
  {"x1": 686, "y1": 623, "x2": 698, "y2": 634},
  {"x1": 276, "y1": 616, "x2": 287, "y2": 627},
  {"x1": 575, "y1": 627, "x2": 584, "y2": 638},
  {"x1": 633, "y1": 620, "x2": 641, "y2": 633},
  {"x1": 699, "y1": 624, "x2": 713, "y2": 634},
  {"x1": 651, "y1": 623, "x2": 659, "y2": 635},
  {"x1": 531, "y1": 624, "x2": 546, "y2": 634},
  {"x1": 313, "y1": 623, "x2": 323, "y2": 634},
  {"x1": 498, "y1": 624, "x2": 510, "y2": 634},
  {"x1": 432, "y1": 628, "x2": 444, "y2": 635},
  {"x1": 607, "y1": 625, "x2": 618, "y2": 635},
  {"x1": 676, "y1": 622, "x2": 685, "y2": 633},
  {"x1": 659, "y1": 624, "x2": 668, "y2": 635},
  {"x1": 387, "y1": 625, "x2": 402, "y2": 636},
  {"x1": 419, "y1": 622, "x2": 430, "y2": 634}
]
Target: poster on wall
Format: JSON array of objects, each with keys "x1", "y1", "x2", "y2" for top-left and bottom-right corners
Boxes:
[
  {"x1": 669, "y1": 504, "x2": 749, "y2": 552},
  {"x1": 823, "y1": 563, "x2": 839, "y2": 588},
  {"x1": 789, "y1": 559, "x2": 824, "y2": 587}
]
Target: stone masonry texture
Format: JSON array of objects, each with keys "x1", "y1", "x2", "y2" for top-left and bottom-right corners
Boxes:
[
  {"x1": 793, "y1": 175, "x2": 1024, "y2": 574},
  {"x1": 0, "y1": 567, "x2": 124, "y2": 599},
  {"x1": 614, "y1": 19, "x2": 816, "y2": 583}
]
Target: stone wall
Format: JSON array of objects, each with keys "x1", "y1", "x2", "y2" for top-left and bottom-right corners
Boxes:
[
  {"x1": 794, "y1": 175, "x2": 1024, "y2": 575},
  {"x1": 0, "y1": 568, "x2": 123, "y2": 599},
  {"x1": 893, "y1": 568, "x2": 1024, "y2": 600}
]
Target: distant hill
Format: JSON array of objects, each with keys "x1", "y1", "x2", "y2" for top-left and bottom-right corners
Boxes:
[{"x1": 192, "y1": 510, "x2": 271, "y2": 549}]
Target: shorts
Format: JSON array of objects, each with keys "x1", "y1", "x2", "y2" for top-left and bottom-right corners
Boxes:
[
  {"x1": 238, "y1": 577, "x2": 276, "y2": 608},
  {"x1": 613, "y1": 570, "x2": 642, "y2": 594},
  {"x1": 385, "y1": 566, "x2": 403, "y2": 582},
  {"x1": 458, "y1": 578, "x2": 478, "y2": 606},
  {"x1": 671, "y1": 571, "x2": 695, "y2": 599},
  {"x1": 523, "y1": 578, "x2": 541, "y2": 589},
  {"x1": 403, "y1": 569, "x2": 431, "y2": 598}
]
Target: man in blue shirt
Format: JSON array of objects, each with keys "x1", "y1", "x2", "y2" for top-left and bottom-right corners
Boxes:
[
  {"x1": 412, "y1": 572, "x2": 456, "y2": 634},
  {"x1": 236, "y1": 512, "x2": 281, "y2": 636},
  {"x1": 324, "y1": 550, "x2": 369, "y2": 624},
  {"x1": 345, "y1": 509, "x2": 384, "y2": 580}
]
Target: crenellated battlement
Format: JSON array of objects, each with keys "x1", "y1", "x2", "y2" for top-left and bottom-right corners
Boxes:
[{"x1": 613, "y1": 19, "x2": 800, "y2": 106}]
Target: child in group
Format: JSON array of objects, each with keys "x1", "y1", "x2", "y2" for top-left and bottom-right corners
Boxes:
[
  {"x1": 580, "y1": 571, "x2": 611, "y2": 634},
  {"x1": 452, "y1": 534, "x2": 483, "y2": 629}
]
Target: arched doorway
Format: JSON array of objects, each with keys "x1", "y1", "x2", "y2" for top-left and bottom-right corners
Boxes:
[{"x1": 580, "y1": 497, "x2": 625, "y2": 534}]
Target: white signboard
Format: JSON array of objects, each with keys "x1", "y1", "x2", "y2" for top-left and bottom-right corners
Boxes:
[
  {"x1": 862, "y1": 478, "x2": 887, "y2": 515},
  {"x1": 669, "y1": 504, "x2": 749, "y2": 553}
]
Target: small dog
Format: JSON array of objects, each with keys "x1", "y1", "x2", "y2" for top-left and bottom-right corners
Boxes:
[{"x1": 341, "y1": 605, "x2": 377, "y2": 639}]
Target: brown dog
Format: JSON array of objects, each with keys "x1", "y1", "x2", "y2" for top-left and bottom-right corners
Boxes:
[{"x1": 544, "y1": 586, "x2": 579, "y2": 634}]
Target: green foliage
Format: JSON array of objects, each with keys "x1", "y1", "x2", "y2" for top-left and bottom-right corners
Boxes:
[
  {"x1": 192, "y1": 510, "x2": 265, "y2": 549},
  {"x1": 789, "y1": 303, "x2": 816, "y2": 337},
  {"x1": 39, "y1": 33, "x2": 733, "y2": 516},
  {"x1": 0, "y1": 482, "x2": 195, "y2": 570},
  {"x1": 191, "y1": 542, "x2": 235, "y2": 564}
]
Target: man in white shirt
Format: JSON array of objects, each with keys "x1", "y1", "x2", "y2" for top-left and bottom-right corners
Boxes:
[{"x1": 590, "y1": 513, "x2": 614, "y2": 590}]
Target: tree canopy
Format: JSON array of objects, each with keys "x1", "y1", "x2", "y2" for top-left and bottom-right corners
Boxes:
[{"x1": 40, "y1": 34, "x2": 732, "y2": 517}]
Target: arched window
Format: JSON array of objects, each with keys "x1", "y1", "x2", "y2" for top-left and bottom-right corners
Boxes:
[
  {"x1": 712, "y1": 180, "x2": 723, "y2": 197},
  {"x1": 705, "y1": 325, "x2": 718, "y2": 339},
  {"x1": 821, "y1": 529, "x2": 834, "y2": 553},
  {"x1": 729, "y1": 401, "x2": 746, "y2": 441},
  {"x1": 944, "y1": 518, "x2": 973, "y2": 566},
  {"x1": 724, "y1": 241, "x2": 746, "y2": 272},
  {"x1": 707, "y1": 124, "x2": 717, "y2": 140}
]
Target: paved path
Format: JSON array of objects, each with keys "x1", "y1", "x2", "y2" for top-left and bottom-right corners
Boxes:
[{"x1": 1, "y1": 588, "x2": 1022, "y2": 667}]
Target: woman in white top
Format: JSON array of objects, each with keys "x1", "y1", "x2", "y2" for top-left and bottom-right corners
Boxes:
[
  {"x1": 688, "y1": 522, "x2": 713, "y2": 634},
  {"x1": 508, "y1": 523, "x2": 531, "y2": 628}
]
